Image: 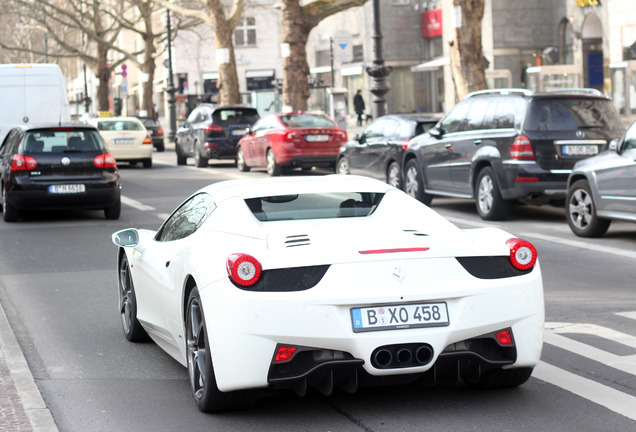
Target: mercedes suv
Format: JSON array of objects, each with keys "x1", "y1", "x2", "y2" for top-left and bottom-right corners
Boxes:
[{"x1": 403, "y1": 88, "x2": 625, "y2": 220}]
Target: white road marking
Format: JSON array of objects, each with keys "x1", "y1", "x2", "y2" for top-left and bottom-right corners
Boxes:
[
  {"x1": 533, "y1": 361, "x2": 636, "y2": 421},
  {"x1": 616, "y1": 311, "x2": 636, "y2": 321},
  {"x1": 121, "y1": 195, "x2": 155, "y2": 211}
]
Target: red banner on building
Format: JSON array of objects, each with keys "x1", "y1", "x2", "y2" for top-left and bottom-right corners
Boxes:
[{"x1": 421, "y1": 9, "x2": 442, "y2": 39}]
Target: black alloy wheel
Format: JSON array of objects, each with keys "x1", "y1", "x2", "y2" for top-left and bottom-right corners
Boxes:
[
  {"x1": 186, "y1": 287, "x2": 257, "y2": 412},
  {"x1": 566, "y1": 179, "x2": 611, "y2": 237},
  {"x1": 194, "y1": 141, "x2": 209, "y2": 168},
  {"x1": 387, "y1": 161, "x2": 402, "y2": 189},
  {"x1": 118, "y1": 254, "x2": 149, "y2": 342},
  {"x1": 176, "y1": 141, "x2": 187, "y2": 165},
  {"x1": 404, "y1": 159, "x2": 432, "y2": 205},
  {"x1": 474, "y1": 166, "x2": 510, "y2": 221},
  {"x1": 104, "y1": 198, "x2": 121, "y2": 220},
  {"x1": 1, "y1": 185, "x2": 19, "y2": 222}
]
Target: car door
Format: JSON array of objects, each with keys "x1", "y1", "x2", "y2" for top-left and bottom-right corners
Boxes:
[
  {"x1": 254, "y1": 116, "x2": 276, "y2": 166},
  {"x1": 181, "y1": 108, "x2": 200, "y2": 155},
  {"x1": 420, "y1": 102, "x2": 471, "y2": 192},
  {"x1": 595, "y1": 127, "x2": 636, "y2": 214},
  {"x1": 348, "y1": 118, "x2": 389, "y2": 178}
]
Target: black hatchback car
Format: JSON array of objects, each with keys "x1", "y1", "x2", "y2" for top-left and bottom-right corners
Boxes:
[
  {"x1": 336, "y1": 113, "x2": 441, "y2": 188},
  {"x1": 175, "y1": 104, "x2": 259, "y2": 167},
  {"x1": 136, "y1": 116, "x2": 165, "y2": 152},
  {"x1": 0, "y1": 124, "x2": 121, "y2": 222},
  {"x1": 403, "y1": 88, "x2": 625, "y2": 220}
]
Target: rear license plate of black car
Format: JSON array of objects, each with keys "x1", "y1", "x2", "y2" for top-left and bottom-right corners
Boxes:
[
  {"x1": 351, "y1": 302, "x2": 449, "y2": 333},
  {"x1": 49, "y1": 184, "x2": 86, "y2": 194},
  {"x1": 562, "y1": 145, "x2": 598, "y2": 156}
]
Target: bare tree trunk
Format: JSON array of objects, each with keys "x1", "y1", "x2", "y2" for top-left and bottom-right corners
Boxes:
[
  {"x1": 215, "y1": 26, "x2": 240, "y2": 105},
  {"x1": 449, "y1": 0, "x2": 487, "y2": 101},
  {"x1": 96, "y1": 44, "x2": 110, "y2": 112},
  {"x1": 139, "y1": 0, "x2": 156, "y2": 115},
  {"x1": 281, "y1": 0, "x2": 311, "y2": 111}
]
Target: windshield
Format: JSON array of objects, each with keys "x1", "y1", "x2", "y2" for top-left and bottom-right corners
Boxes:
[
  {"x1": 212, "y1": 109, "x2": 259, "y2": 123},
  {"x1": 245, "y1": 192, "x2": 384, "y2": 221},
  {"x1": 24, "y1": 129, "x2": 104, "y2": 153}
]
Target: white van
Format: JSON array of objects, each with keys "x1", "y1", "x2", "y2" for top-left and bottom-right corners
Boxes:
[{"x1": 0, "y1": 64, "x2": 71, "y2": 144}]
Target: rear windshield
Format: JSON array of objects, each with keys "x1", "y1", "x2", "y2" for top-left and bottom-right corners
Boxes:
[
  {"x1": 245, "y1": 192, "x2": 384, "y2": 221},
  {"x1": 525, "y1": 98, "x2": 624, "y2": 131},
  {"x1": 24, "y1": 129, "x2": 104, "y2": 153},
  {"x1": 212, "y1": 109, "x2": 259, "y2": 123},
  {"x1": 137, "y1": 117, "x2": 158, "y2": 127},
  {"x1": 97, "y1": 120, "x2": 144, "y2": 131},
  {"x1": 280, "y1": 114, "x2": 337, "y2": 128}
]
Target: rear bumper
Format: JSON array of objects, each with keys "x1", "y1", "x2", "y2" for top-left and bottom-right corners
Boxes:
[
  {"x1": 204, "y1": 138, "x2": 240, "y2": 160},
  {"x1": 499, "y1": 161, "x2": 569, "y2": 201},
  {"x1": 6, "y1": 176, "x2": 121, "y2": 211},
  {"x1": 110, "y1": 145, "x2": 153, "y2": 162}
]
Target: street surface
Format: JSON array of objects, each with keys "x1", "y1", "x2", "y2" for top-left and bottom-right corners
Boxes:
[{"x1": 1, "y1": 145, "x2": 635, "y2": 431}]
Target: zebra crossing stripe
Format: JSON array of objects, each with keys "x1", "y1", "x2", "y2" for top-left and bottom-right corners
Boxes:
[{"x1": 533, "y1": 361, "x2": 636, "y2": 421}]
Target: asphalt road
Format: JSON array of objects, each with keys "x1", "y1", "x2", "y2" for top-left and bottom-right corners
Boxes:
[{"x1": 1, "y1": 147, "x2": 635, "y2": 431}]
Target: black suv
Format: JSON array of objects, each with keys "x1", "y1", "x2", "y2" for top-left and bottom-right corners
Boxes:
[
  {"x1": 175, "y1": 104, "x2": 259, "y2": 167},
  {"x1": 403, "y1": 88, "x2": 625, "y2": 220}
]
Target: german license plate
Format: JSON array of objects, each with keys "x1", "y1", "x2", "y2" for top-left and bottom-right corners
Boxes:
[
  {"x1": 49, "y1": 184, "x2": 85, "y2": 194},
  {"x1": 114, "y1": 138, "x2": 134, "y2": 145},
  {"x1": 306, "y1": 134, "x2": 329, "y2": 142},
  {"x1": 232, "y1": 129, "x2": 246, "y2": 136},
  {"x1": 351, "y1": 302, "x2": 449, "y2": 333},
  {"x1": 562, "y1": 145, "x2": 598, "y2": 156}
]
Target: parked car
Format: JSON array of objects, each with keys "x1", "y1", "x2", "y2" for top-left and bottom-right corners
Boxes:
[
  {"x1": 236, "y1": 111, "x2": 347, "y2": 176},
  {"x1": 403, "y1": 88, "x2": 625, "y2": 220},
  {"x1": 0, "y1": 123, "x2": 121, "y2": 222},
  {"x1": 89, "y1": 116, "x2": 153, "y2": 168},
  {"x1": 336, "y1": 113, "x2": 442, "y2": 188},
  {"x1": 111, "y1": 175, "x2": 543, "y2": 412},
  {"x1": 175, "y1": 104, "x2": 260, "y2": 167},
  {"x1": 565, "y1": 120, "x2": 636, "y2": 237},
  {"x1": 136, "y1": 116, "x2": 165, "y2": 152}
]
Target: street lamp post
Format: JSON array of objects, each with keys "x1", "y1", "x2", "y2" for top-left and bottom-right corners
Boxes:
[
  {"x1": 365, "y1": 0, "x2": 392, "y2": 118},
  {"x1": 165, "y1": 8, "x2": 177, "y2": 143}
]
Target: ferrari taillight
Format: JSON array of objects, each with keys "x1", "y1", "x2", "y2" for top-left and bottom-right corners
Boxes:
[
  {"x1": 506, "y1": 238, "x2": 537, "y2": 270},
  {"x1": 274, "y1": 345, "x2": 297, "y2": 362},
  {"x1": 227, "y1": 253, "x2": 262, "y2": 286},
  {"x1": 495, "y1": 329, "x2": 514, "y2": 345}
]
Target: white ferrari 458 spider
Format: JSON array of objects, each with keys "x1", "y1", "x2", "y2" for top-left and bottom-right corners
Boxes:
[{"x1": 112, "y1": 175, "x2": 544, "y2": 412}]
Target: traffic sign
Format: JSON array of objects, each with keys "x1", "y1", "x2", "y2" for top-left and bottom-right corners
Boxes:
[{"x1": 334, "y1": 30, "x2": 353, "y2": 63}]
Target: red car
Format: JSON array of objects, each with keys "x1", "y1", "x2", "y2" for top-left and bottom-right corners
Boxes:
[{"x1": 236, "y1": 112, "x2": 347, "y2": 176}]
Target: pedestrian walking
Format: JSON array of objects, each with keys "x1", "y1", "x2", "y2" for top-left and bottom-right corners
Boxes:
[{"x1": 354, "y1": 90, "x2": 365, "y2": 126}]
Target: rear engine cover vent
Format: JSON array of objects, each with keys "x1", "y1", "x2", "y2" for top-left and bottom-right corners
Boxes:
[
  {"x1": 404, "y1": 229, "x2": 428, "y2": 237},
  {"x1": 285, "y1": 234, "x2": 311, "y2": 248}
]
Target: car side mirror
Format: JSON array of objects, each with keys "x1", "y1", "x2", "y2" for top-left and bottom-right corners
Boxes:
[
  {"x1": 609, "y1": 139, "x2": 618, "y2": 152},
  {"x1": 429, "y1": 127, "x2": 443, "y2": 139},
  {"x1": 112, "y1": 228, "x2": 140, "y2": 248}
]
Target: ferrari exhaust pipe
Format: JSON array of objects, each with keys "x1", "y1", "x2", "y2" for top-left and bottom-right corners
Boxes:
[
  {"x1": 396, "y1": 348, "x2": 412, "y2": 365},
  {"x1": 373, "y1": 349, "x2": 392, "y2": 367},
  {"x1": 415, "y1": 345, "x2": 433, "y2": 365}
]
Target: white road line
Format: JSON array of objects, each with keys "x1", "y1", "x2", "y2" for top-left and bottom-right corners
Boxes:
[
  {"x1": 446, "y1": 215, "x2": 636, "y2": 259},
  {"x1": 534, "y1": 361, "x2": 636, "y2": 421},
  {"x1": 121, "y1": 196, "x2": 155, "y2": 211},
  {"x1": 616, "y1": 311, "x2": 636, "y2": 321}
]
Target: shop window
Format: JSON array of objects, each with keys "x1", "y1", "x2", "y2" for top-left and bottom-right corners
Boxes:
[{"x1": 234, "y1": 17, "x2": 256, "y2": 47}]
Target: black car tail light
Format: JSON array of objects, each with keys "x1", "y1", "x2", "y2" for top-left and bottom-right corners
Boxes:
[
  {"x1": 203, "y1": 124, "x2": 223, "y2": 133},
  {"x1": 510, "y1": 135, "x2": 535, "y2": 160},
  {"x1": 10, "y1": 155, "x2": 37, "y2": 171}
]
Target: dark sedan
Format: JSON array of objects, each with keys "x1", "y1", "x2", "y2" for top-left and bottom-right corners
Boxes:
[
  {"x1": 336, "y1": 113, "x2": 441, "y2": 189},
  {"x1": 175, "y1": 104, "x2": 260, "y2": 167},
  {"x1": 136, "y1": 116, "x2": 165, "y2": 152},
  {"x1": 0, "y1": 124, "x2": 121, "y2": 222}
]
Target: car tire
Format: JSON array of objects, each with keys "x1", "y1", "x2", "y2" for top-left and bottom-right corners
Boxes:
[
  {"x1": 236, "y1": 147, "x2": 250, "y2": 172},
  {"x1": 336, "y1": 157, "x2": 350, "y2": 175},
  {"x1": 176, "y1": 141, "x2": 187, "y2": 166},
  {"x1": 566, "y1": 179, "x2": 611, "y2": 238},
  {"x1": 466, "y1": 367, "x2": 533, "y2": 389},
  {"x1": 142, "y1": 158, "x2": 152, "y2": 169},
  {"x1": 156, "y1": 142, "x2": 165, "y2": 152},
  {"x1": 104, "y1": 199, "x2": 121, "y2": 220},
  {"x1": 194, "y1": 141, "x2": 208, "y2": 168},
  {"x1": 404, "y1": 159, "x2": 433, "y2": 205},
  {"x1": 475, "y1": 167, "x2": 510, "y2": 221},
  {"x1": 1, "y1": 185, "x2": 19, "y2": 222},
  {"x1": 266, "y1": 149, "x2": 281, "y2": 176},
  {"x1": 386, "y1": 161, "x2": 402, "y2": 189},
  {"x1": 118, "y1": 254, "x2": 149, "y2": 342},
  {"x1": 186, "y1": 287, "x2": 257, "y2": 412}
]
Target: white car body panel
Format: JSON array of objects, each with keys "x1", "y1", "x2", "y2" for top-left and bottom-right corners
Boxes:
[
  {"x1": 116, "y1": 175, "x2": 544, "y2": 394},
  {"x1": 90, "y1": 117, "x2": 152, "y2": 162}
]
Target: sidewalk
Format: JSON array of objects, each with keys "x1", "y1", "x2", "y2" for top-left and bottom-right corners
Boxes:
[{"x1": 0, "y1": 299, "x2": 58, "y2": 431}]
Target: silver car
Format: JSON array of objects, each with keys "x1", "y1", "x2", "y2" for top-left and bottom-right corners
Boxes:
[{"x1": 566, "y1": 120, "x2": 636, "y2": 237}]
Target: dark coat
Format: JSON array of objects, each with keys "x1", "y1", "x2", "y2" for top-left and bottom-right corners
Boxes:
[{"x1": 353, "y1": 93, "x2": 365, "y2": 115}]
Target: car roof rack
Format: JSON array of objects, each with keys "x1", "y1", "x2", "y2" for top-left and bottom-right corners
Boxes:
[
  {"x1": 465, "y1": 88, "x2": 534, "y2": 98},
  {"x1": 543, "y1": 88, "x2": 603, "y2": 96}
]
